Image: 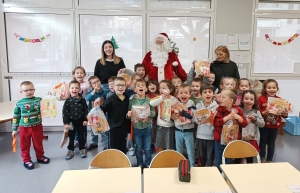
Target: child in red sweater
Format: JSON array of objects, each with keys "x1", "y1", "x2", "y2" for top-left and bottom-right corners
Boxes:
[
  {"x1": 258, "y1": 79, "x2": 288, "y2": 163},
  {"x1": 214, "y1": 89, "x2": 247, "y2": 172}
]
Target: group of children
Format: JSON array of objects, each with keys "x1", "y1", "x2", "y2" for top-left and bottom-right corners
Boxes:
[{"x1": 12, "y1": 63, "x2": 288, "y2": 170}]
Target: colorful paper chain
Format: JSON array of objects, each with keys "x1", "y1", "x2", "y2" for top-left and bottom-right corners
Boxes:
[
  {"x1": 14, "y1": 33, "x2": 50, "y2": 43},
  {"x1": 265, "y1": 33, "x2": 299, "y2": 46}
]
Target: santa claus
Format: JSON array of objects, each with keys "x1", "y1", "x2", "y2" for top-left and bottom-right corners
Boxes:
[{"x1": 142, "y1": 33, "x2": 187, "y2": 82}]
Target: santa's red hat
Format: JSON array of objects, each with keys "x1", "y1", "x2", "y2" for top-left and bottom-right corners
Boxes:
[{"x1": 155, "y1": 32, "x2": 170, "y2": 42}]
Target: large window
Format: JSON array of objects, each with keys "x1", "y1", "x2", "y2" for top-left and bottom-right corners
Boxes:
[
  {"x1": 258, "y1": 1, "x2": 300, "y2": 11},
  {"x1": 149, "y1": 16, "x2": 210, "y2": 72},
  {"x1": 79, "y1": 15, "x2": 143, "y2": 72},
  {"x1": 5, "y1": 13, "x2": 73, "y2": 73}
]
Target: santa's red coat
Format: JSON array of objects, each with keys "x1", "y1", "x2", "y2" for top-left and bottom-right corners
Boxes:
[{"x1": 142, "y1": 51, "x2": 187, "y2": 82}]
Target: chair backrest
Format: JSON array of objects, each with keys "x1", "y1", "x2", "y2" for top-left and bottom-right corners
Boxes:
[
  {"x1": 89, "y1": 149, "x2": 131, "y2": 169},
  {"x1": 222, "y1": 140, "x2": 261, "y2": 164},
  {"x1": 149, "y1": 150, "x2": 186, "y2": 168}
]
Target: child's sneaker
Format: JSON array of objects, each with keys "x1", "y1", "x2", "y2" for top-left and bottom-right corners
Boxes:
[
  {"x1": 23, "y1": 161, "x2": 35, "y2": 170},
  {"x1": 129, "y1": 147, "x2": 135, "y2": 156},
  {"x1": 80, "y1": 149, "x2": 87, "y2": 158},
  {"x1": 261, "y1": 157, "x2": 266, "y2": 163},
  {"x1": 66, "y1": 150, "x2": 74, "y2": 160}
]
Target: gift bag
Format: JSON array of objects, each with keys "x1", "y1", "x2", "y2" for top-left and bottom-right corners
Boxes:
[
  {"x1": 60, "y1": 129, "x2": 69, "y2": 148},
  {"x1": 195, "y1": 60, "x2": 210, "y2": 77},
  {"x1": 53, "y1": 82, "x2": 69, "y2": 100},
  {"x1": 221, "y1": 120, "x2": 239, "y2": 145},
  {"x1": 88, "y1": 106, "x2": 110, "y2": 135},
  {"x1": 118, "y1": 73, "x2": 131, "y2": 86},
  {"x1": 267, "y1": 97, "x2": 289, "y2": 115},
  {"x1": 173, "y1": 104, "x2": 192, "y2": 126},
  {"x1": 160, "y1": 100, "x2": 172, "y2": 121},
  {"x1": 131, "y1": 105, "x2": 150, "y2": 123},
  {"x1": 242, "y1": 122, "x2": 258, "y2": 141},
  {"x1": 193, "y1": 109, "x2": 212, "y2": 124},
  {"x1": 40, "y1": 95, "x2": 57, "y2": 118}
]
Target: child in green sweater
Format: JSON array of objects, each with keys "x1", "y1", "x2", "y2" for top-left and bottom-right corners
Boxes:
[
  {"x1": 127, "y1": 79, "x2": 155, "y2": 167},
  {"x1": 12, "y1": 81, "x2": 50, "y2": 170}
]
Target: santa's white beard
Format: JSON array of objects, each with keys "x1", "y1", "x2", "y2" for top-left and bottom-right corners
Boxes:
[{"x1": 150, "y1": 43, "x2": 171, "y2": 68}]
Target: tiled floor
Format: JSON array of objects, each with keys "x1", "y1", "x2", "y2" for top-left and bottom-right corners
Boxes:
[{"x1": 0, "y1": 131, "x2": 299, "y2": 193}]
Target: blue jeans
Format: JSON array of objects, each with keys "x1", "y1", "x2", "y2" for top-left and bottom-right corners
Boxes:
[
  {"x1": 101, "y1": 83, "x2": 110, "y2": 93},
  {"x1": 175, "y1": 129, "x2": 195, "y2": 167},
  {"x1": 134, "y1": 126, "x2": 152, "y2": 167},
  {"x1": 214, "y1": 141, "x2": 232, "y2": 172},
  {"x1": 91, "y1": 131, "x2": 108, "y2": 148}
]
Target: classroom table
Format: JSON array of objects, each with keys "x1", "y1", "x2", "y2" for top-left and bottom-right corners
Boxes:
[
  {"x1": 144, "y1": 167, "x2": 231, "y2": 193},
  {"x1": 221, "y1": 162, "x2": 300, "y2": 193},
  {"x1": 52, "y1": 167, "x2": 142, "y2": 193},
  {"x1": 0, "y1": 101, "x2": 16, "y2": 123}
]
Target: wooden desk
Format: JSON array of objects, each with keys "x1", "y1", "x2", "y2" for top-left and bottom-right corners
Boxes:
[
  {"x1": 0, "y1": 101, "x2": 16, "y2": 123},
  {"x1": 52, "y1": 168, "x2": 141, "y2": 193},
  {"x1": 144, "y1": 167, "x2": 231, "y2": 193},
  {"x1": 221, "y1": 162, "x2": 300, "y2": 193}
]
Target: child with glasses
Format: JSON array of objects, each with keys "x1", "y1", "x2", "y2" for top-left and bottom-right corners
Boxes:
[
  {"x1": 101, "y1": 77, "x2": 131, "y2": 154},
  {"x1": 85, "y1": 76, "x2": 108, "y2": 151},
  {"x1": 12, "y1": 81, "x2": 50, "y2": 170}
]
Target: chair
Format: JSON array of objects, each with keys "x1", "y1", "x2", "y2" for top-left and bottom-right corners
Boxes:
[
  {"x1": 88, "y1": 149, "x2": 131, "y2": 169},
  {"x1": 222, "y1": 140, "x2": 261, "y2": 164},
  {"x1": 149, "y1": 150, "x2": 186, "y2": 168}
]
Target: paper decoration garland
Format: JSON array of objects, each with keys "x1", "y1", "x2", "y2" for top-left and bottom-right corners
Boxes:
[
  {"x1": 14, "y1": 33, "x2": 50, "y2": 43},
  {"x1": 265, "y1": 33, "x2": 299, "y2": 46}
]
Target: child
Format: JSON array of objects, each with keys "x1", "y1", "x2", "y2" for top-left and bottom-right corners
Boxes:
[
  {"x1": 258, "y1": 79, "x2": 288, "y2": 163},
  {"x1": 62, "y1": 80, "x2": 89, "y2": 160},
  {"x1": 12, "y1": 81, "x2": 50, "y2": 170},
  {"x1": 106, "y1": 76, "x2": 116, "y2": 99},
  {"x1": 190, "y1": 78, "x2": 203, "y2": 104},
  {"x1": 146, "y1": 79, "x2": 160, "y2": 153},
  {"x1": 172, "y1": 77, "x2": 182, "y2": 95},
  {"x1": 72, "y1": 66, "x2": 90, "y2": 98},
  {"x1": 127, "y1": 79, "x2": 155, "y2": 167},
  {"x1": 172, "y1": 84, "x2": 196, "y2": 166},
  {"x1": 214, "y1": 89, "x2": 247, "y2": 172},
  {"x1": 101, "y1": 77, "x2": 131, "y2": 154},
  {"x1": 150, "y1": 80, "x2": 176, "y2": 152},
  {"x1": 196, "y1": 84, "x2": 219, "y2": 167},
  {"x1": 215, "y1": 77, "x2": 236, "y2": 103},
  {"x1": 134, "y1": 63, "x2": 146, "y2": 79},
  {"x1": 240, "y1": 90, "x2": 265, "y2": 163},
  {"x1": 127, "y1": 73, "x2": 143, "y2": 156},
  {"x1": 85, "y1": 76, "x2": 108, "y2": 151},
  {"x1": 235, "y1": 78, "x2": 251, "y2": 106},
  {"x1": 208, "y1": 72, "x2": 218, "y2": 93}
]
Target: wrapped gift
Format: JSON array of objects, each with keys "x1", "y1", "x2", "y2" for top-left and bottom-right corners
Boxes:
[
  {"x1": 131, "y1": 105, "x2": 150, "y2": 123},
  {"x1": 267, "y1": 97, "x2": 289, "y2": 115},
  {"x1": 242, "y1": 122, "x2": 258, "y2": 141},
  {"x1": 221, "y1": 120, "x2": 239, "y2": 145},
  {"x1": 195, "y1": 60, "x2": 210, "y2": 77},
  {"x1": 118, "y1": 73, "x2": 131, "y2": 86},
  {"x1": 40, "y1": 95, "x2": 57, "y2": 118},
  {"x1": 12, "y1": 135, "x2": 17, "y2": 152},
  {"x1": 193, "y1": 109, "x2": 212, "y2": 124},
  {"x1": 53, "y1": 82, "x2": 69, "y2": 100},
  {"x1": 88, "y1": 106, "x2": 110, "y2": 135}
]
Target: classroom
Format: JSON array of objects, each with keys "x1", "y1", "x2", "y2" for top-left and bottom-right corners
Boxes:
[{"x1": 0, "y1": 0, "x2": 300, "y2": 193}]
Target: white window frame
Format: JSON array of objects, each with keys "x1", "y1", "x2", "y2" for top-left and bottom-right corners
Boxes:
[
  {"x1": 146, "y1": 0, "x2": 214, "y2": 12},
  {"x1": 250, "y1": 0, "x2": 300, "y2": 80},
  {"x1": 255, "y1": 0, "x2": 300, "y2": 14},
  {"x1": 2, "y1": 0, "x2": 74, "y2": 9},
  {"x1": 75, "y1": 0, "x2": 146, "y2": 11},
  {"x1": 146, "y1": 12, "x2": 215, "y2": 62}
]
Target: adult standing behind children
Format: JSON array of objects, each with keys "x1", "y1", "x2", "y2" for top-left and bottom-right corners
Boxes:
[
  {"x1": 12, "y1": 81, "x2": 50, "y2": 170},
  {"x1": 94, "y1": 40, "x2": 126, "y2": 92},
  {"x1": 209, "y1": 46, "x2": 240, "y2": 89},
  {"x1": 142, "y1": 33, "x2": 187, "y2": 82}
]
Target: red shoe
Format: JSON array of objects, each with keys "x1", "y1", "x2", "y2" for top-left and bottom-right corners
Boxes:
[{"x1": 43, "y1": 134, "x2": 48, "y2": 139}]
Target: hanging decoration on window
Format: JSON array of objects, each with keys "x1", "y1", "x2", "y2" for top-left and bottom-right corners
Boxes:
[
  {"x1": 14, "y1": 33, "x2": 50, "y2": 43},
  {"x1": 265, "y1": 33, "x2": 299, "y2": 46},
  {"x1": 170, "y1": 39, "x2": 179, "y2": 55},
  {"x1": 111, "y1": 36, "x2": 119, "y2": 49}
]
